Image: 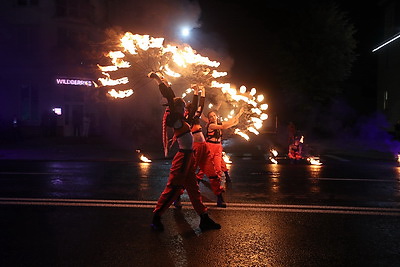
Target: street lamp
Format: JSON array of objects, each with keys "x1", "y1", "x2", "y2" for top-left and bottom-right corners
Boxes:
[{"x1": 180, "y1": 27, "x2": 190, "y2": 38}]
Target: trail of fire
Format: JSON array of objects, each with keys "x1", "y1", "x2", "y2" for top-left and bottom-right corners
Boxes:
[{"x1": 96, "y1": 32, "x2": 270, "y2": 140}]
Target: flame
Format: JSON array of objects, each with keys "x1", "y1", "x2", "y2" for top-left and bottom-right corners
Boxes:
[
  {"x1": 222, "y1": 152, "x2": 232, "y2": 164},
  {"x1": 97, "y1": 32, "x2": 270, "y2": 139},
  {"x1": 234, "y1": 129, "x2": 249, "y2": 141},
  {"x1": 140, "y1": 155, "x2": 152, "y2": 163},
  {"x1": 98, "y1": 72, "x2": 129, "y2": 86},
  {"x1": 108, "y1": 89, "x2": 134, "y2": 98},
  {"x1": 212, "y1": 70, "x2": 227, "y2": 78},
  {"x1": 136, "y1": 149, "x2": 152, "y2": 163},
  {"x1": 269, "y1": 157, "x2": 278, "y2": 164},
  {"x1": 269, "y1": 149, "x2": 278, "y2": 164},
  {"x1": 307, "y1": 157, "x2": 322, "y2": 165}
]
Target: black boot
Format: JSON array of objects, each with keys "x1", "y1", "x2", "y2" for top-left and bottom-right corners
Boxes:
[
  {"x1": 151, "y1": 214, "x2": 164, "y2": 231},
  {"x1": 217, "y1": 193, "x2": 227, "y2": 208},
  {"x1": 224, "y1": 171, "x2": 231, "y2": 182},
  {"x1": 199, "y1": 213, "x2": 221, "y2": 231},
  {"x1": 173, "y1": 195, "x2": 182, "y2": 209}
]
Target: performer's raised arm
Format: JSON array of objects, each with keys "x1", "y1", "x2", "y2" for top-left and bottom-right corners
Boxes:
[
  {"x1": 207, "y1": 107, "x2": 244, "y2": 130},
  {"x1": 148, "y1": 72, "x2": 175, "y2": 108},
  {"x1": 186, "y1": 84, "x2": 199, "y2": 123},
  {"x1": 197, "y1": 85, "x2": 206, "y2": 118}
]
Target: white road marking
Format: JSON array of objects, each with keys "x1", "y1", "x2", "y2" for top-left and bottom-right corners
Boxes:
[
  {"x1": 0, "y1": 198, "x2": 399, "y2": 216},
  {"x1": 0, "y1": 172, "x2": 75, "y2": 175},
  {"x1": 308, "y1": 177, "x2": 396, "y2": 182},
  {"x1": 323, "y1": 154, "x2": 350, "y2": 162}
]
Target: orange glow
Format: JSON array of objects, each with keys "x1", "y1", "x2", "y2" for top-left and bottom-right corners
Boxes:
[
  {"x1": 97, "y1": 32, "x2": 270, "y2": 139},
  {"x1": 140, "y1": 155, "x2": 152, "y2": 163},
  {"x1": 307, "y1": 157, "x2": 322, "y2": 165},
  {"x1": 222, "y1": 152, "x2": 232, "y2": 164}
]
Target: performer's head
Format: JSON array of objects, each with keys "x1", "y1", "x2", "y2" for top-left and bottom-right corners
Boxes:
[
  {"x1": 207, "y1": 110, "x2": 218, "y2": 123},
  {"x1": 173, "y1": 97, "x2": 186, "y2": 115}
]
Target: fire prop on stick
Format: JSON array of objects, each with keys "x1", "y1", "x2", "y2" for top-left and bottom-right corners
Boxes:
[{"x1": 96, "y1": 32, "x2": 269, "y2": 141}]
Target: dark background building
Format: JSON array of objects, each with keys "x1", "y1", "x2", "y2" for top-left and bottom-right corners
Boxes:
[{"x1": 0, "y1": 0, "x2": 109, "y2": 139}]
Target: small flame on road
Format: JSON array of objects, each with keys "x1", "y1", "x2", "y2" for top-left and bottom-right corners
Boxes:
[
  {"x1": 269, "y1": 149, "x2": 278, "y2": 164},
  {"x1": 140, "y1": 155, "x2": 152, "y2": 163},
  {"x1": 136, "y1": 149, "x2": 152, "y2": 163},
  {"x1": 307, "y1": 157, "x2": 322, "y2": 165}
]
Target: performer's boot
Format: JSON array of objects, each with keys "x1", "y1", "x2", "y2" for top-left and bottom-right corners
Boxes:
[
  {"x1": 151, "y1": 213, "x2": 164, "y2": 231},
  {"x1": 199, "y1": 213, "x2": 221, "y2": 231},
  {"x1": 173, "y1": 195, "x2": 182, "y2": 209},
  {"x1": 217, "y1": 193, "x2": 227, "y2": 208},
  {"x1": 224, "y1": 171, "x2": 231, "y2": 182}
]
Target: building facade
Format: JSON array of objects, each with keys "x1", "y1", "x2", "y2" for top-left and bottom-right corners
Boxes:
[{"x1": 0, "y1": 0, "x2": 109, "y2": 138}]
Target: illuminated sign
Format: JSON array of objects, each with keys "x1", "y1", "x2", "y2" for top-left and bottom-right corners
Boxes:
[
  {"x1": 52, "y1": 108, "x2": 62, "y2": 115},
  {"x1": 56, "y1": 78, "x2": 93, "y2": 87}
]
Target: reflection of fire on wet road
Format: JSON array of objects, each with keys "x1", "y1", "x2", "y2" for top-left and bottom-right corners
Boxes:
[{"x1": 96, "y1": 32, "x2": 269, "y2": 141}]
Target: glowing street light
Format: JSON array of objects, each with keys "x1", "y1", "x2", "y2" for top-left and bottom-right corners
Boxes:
[{"x1": 180, "y1": 27, "x2": 190, "y2": 38}]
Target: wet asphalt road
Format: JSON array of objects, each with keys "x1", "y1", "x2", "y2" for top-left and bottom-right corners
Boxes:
[{"x1": 0, "y1": 155, "x2": 400, "y2": 266}]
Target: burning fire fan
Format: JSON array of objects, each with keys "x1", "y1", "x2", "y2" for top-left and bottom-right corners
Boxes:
[{"x1": 96, "y1": 32, "x2": 269, "y2": 141}]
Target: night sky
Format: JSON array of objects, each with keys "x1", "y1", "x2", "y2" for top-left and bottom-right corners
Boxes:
[{"x1": 189, "y1": 0, "x2": 384, "y2": 115}]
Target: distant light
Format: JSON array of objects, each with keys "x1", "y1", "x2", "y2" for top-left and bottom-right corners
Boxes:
[
  {"x1": 181, "y1": 27, "x2": 190, "y2": 37},
  {"x1": 52, "y1": 108, "x2": 62, "y2": 115},
  {"x1": 372, "y1": 32, "x2": 400, "y2": 52}
]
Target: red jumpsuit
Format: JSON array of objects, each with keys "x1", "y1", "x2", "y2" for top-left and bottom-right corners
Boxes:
[
  {"x1": 200, "y1": 122, "x2": 225, "y2": 194},
  {"x1": 153, "y1": 84, "x2": 207, "y2": 216},
  {"x1": 186, "y1": 93, "x2": 223, "y2": 196}
]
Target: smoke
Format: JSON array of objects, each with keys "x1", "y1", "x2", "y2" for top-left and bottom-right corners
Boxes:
[
  {"x1": 106, "y1": 0, "x2": 233, "y2": 70},
  {"x1": 108, "y1": 0, "x2": 201, "y2": 42},
  {"x1": 304, "y1": 98, "x2": 400, "y2": 157},
  {"x1": 98, "y1": 0, "x2": 242, "y2": 151}
]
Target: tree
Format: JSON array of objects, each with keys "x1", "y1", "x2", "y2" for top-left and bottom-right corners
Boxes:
[{"x1": 262, "y1": 1, "x2": 357, "y2": 130}]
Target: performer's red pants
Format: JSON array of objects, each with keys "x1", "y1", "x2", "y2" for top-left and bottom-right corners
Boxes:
[
  {"x1": 153, "y1": 150, "x2": 207, "y2": 216},
  {"x1": 193, "y1": 141, "x2": 224, "y2": 195}
]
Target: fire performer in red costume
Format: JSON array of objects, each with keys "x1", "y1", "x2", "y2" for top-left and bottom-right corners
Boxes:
[
  {"x1": 148, "y1": 72, "x2": 221, "y2": 232},
  {"x1": 203, "y1": 109, "x2": 244, "y2": 204},
  {"x1": 178, "y1": 84, "x2": 229, "y2": 208},
  {"x1": 288, "y1": 134, "x2": 303, "y2": 162}
]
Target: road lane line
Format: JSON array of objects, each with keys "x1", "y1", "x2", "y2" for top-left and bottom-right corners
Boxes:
[
  {"x1": 323, "y1": 155, "x2": 350, "y2": 162},
  {"x1": 0, "y1": 198, "x2": 399, "y2": 216},
  {"x1": 308, "y1": 177, "x2": 397, "y2": 182},
  {"x1": 0, "y1": 172, "x2": 75, "y2": 175}
]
